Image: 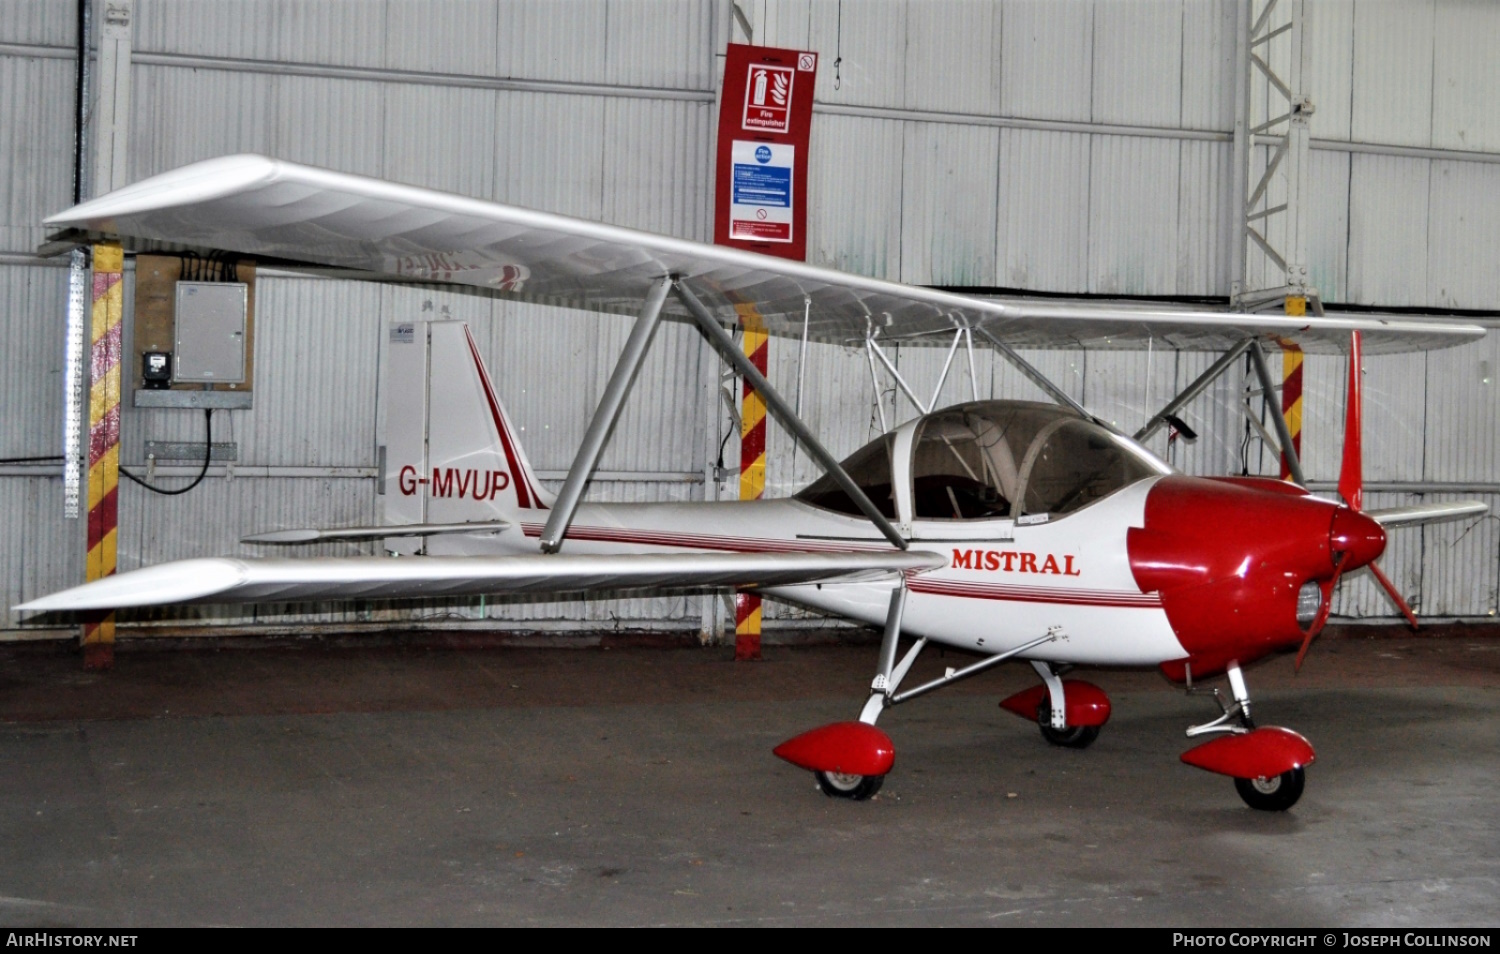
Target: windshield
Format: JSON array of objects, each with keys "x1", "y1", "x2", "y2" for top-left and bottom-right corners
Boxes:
[
  {"x1": 911, "y1": 401, "x2": 1160, "y2": 521},
  {"x1": 793, "y1": 434, "x2": 897, "y2": 518}
]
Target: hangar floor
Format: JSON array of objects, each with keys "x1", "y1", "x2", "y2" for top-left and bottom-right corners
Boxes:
[{"x1": 0, "y1": 632, "x2": 1496, "y2": 927}]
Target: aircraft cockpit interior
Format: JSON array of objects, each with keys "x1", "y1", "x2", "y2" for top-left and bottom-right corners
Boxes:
[{"x1": 795, "y1": 401, "x2": 1167, "y2": 523}]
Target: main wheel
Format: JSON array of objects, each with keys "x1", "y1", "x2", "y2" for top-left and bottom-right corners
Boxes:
[
  {"x1": 1036, "y1": 704, "x2": 1100, "y2": 749},
  {"x1": 1234, "y1": 767, "x2": 1305, "y2": 811},
  {"x1": 815, "y1": 770, "x2": 885, "y2": 801}
]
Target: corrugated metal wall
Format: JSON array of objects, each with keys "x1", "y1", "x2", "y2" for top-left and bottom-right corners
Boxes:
[{"x1": 3, "y1": 0, "x2": 1499, "y2": 639}]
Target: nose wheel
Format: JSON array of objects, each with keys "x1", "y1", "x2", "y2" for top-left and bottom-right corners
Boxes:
[
  {"x1": 1234, "y1": 768, "x2": 1305, "y2": 812},
  {"x1": 1180, "y1": 662, "x2": 1315, "y2": 811},
  {"x1": 815, "y1": 770, "x2": 885, "y2": 801}
]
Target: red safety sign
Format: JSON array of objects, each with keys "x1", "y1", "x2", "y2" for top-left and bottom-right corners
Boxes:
[{"x1": 714, "y1": 44, "x2": 817, "y2": 262}]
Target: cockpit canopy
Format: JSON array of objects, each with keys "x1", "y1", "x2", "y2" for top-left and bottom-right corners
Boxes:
[{"x1": 795, "y1": 400, "x2": 1167, "y2": 522}]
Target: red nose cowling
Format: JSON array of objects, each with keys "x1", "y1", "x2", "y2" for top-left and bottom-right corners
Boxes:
[
  {"x1": 1128, "y1": 476, "x2": 1386, "y2": 680},
  {"x1": 1328, "y1": 507, "x2": 1385, "y2": 572}
]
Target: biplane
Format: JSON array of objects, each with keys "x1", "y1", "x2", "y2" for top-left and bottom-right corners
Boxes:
[{"x1": 21, "y1": 155, "x2": 1489, "y2": 810}]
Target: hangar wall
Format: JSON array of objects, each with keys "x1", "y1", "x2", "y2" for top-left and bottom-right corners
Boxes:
[{"x1": 2, "y1": 0, "x2": 1498, "y2": 638}]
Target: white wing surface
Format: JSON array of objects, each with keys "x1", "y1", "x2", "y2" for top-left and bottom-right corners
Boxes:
[
  {"x1": 14, "y1": 551, "x2": 944, "y2": 612},
  {"x1": 47, "y1": 154, "x2": 1485, "y2": 355}
]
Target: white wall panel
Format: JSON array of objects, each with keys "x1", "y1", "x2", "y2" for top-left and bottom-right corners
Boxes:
[
  {"x1": 806, "y1": 114, "x2": 903, "y2": 279},
  {"x1": 382, "y1": 85, "x2": 497, "y2": 197},
  {"x1": 1427, "y1": 160, "x2": 1500, "y2": 310},
  {"x1": 995, "y1": 128, "x2": 1090, "y2": 292},
  {"x1": 1420, "y1": 332, "x2": 1500, "y2": 483},
  {"x1": 131, "y1": 66, "x2": 276, "y2": 181},
  {"x1": 999, "y1": 0, "x2": 1093, "y2": 122},
  {"x1": 902, "y1": 0, "x2": 1001, "y2": 115},
  {"x1": 605, "y1": 0, "x2": 715, "y2": 91},
  {"x1": 1347, "y1": 153, "x2": 1428, "y2": 306},
  {"x1": 0, "y1": 477, "x2": 79, "y2": 631},
  {"x1": 1305, "y1": 0, "x2": 1354, "y2": 141},
  {"x1": 1307, "y1": 149, "x2": 1352, "y2": 302},
  {"x1": 1180, "y1": 0, "x2": 1235, "y2": 131},
  {"x1": 805, "y1": 0, "x2": 906, "y2": 108},
  {"x1": 899, "y1": 122, "x2": 999, "y2": 286},
  {"x1": 1090, "y1": 0, "x2": 1182, "y2": 128},
  {"x1": 273, "y1": 77, "x2": 387, "y2": 178},
  {"x1": 1350, "y1": 0, "x2": 1435, "y2": 148},
  {"x1": 494, "y1": 92, "x2": 605, "y2": 219},
  {"x1": 495, "y1": 0, "x2": 609, "y2": 86},
  {"x1": 0, "y1": 55, "x2": 72, "y2": 252},
  {"x1": 1419, "y1": 493, "x2": 1499, "y2": 618},
  {"x1": 384, "y1": 0, "x2": 498, "y2": 76},
  {"x1": 600, "y1": 98, "x2": 714, "y2": 241},
  {"x1": 1176, "y1": 139, "x2": 1231, "y2": 295},
  {"x1": 0, "y1": 266, "x2": 65, "y2": 459},
  {"x1": 1431, "y1": 1, "x2": 1500, "y2": 154},
  {"x1": 0, "y1": 0, "x2": 74, "y2": 45},
  {"x1": 136, "y1": 0, "x2": 388, "y2": 68},
  {"x1": 1088, "y1": 135, "x2": 1179, "y2": 295}
]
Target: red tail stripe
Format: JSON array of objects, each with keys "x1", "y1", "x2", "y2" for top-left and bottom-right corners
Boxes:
[{"x1": 462, "y1": 326, "x2": 547, "y2": 510}]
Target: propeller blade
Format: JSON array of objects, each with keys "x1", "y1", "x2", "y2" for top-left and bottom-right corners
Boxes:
[
  {"x1": 1296, "y1": 556, "x2": 1346, "y2": 671},
  {"x1": 1368, "y1": 560, "x2": 1420, "y2": 630},
  {"x1": 1338, "y1": 331, "x2": 1364, "y2": 511}
]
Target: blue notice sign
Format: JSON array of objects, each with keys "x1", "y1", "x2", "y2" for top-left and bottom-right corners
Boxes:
[{"x1": 732, "y1": 163, "x2": 792, "y2": 208}]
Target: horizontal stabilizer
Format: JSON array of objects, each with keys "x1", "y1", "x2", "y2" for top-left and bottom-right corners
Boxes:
[
  {"x1": 1365, "y1": 501, "x2": 1488, "y2": 528},
  {"x1": 15, "y1": 551, "x2": 946, "y2": 612},
  {"x1": 241, "y1": 522, "x2": 510, "y2": 544}
]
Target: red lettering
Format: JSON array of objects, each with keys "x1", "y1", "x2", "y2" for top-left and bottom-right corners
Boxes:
[
  {"x1": 1020, "y1": 553, "x2": 1038, "y2": 573},
  {"x1": 1001, "y1": 551, "x2": 1018, "y2": 571},
  {"x1": 1064, "y1": 555, "x2": 1080, "y2": 576},
  {"x1": 984, "y1": 551, "x2": 999, "y2": 571},
  {"x1": 489, "y1": 470, "x2": 510, "y2": 499},
  {"x1": 457, "y1": 469, "x2": 475, "y2": 498},
  {"x1": 431, "y1": 468, "x2": 454, "y2": 497},
  {"x1": 398, "y1": 465, "x2": 417, "y2": 496},
  {"x1": 951, "y1": 548, "x2": 975, "y2": 570},
  {"x1": 1041, "y1": 554, "x2": 1061, "y2": 575}
]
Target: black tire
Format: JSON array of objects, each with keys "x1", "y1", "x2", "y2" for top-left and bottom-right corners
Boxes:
[
  {"x1": 1234, "y1": 767, "x2": 1305, "y2": 811},
  {"x1": 815, "y1": 770, "x2": 885, "y2": 801},
  {"x1": 1036, "y1": 704, "x2": 1100, "y2": 749}
]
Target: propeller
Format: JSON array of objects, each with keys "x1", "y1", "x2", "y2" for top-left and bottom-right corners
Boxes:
[{"x1": 1296, "y1": 331, "x2": 1417, "y2": 670}]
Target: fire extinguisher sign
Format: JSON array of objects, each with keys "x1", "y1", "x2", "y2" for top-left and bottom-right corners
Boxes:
[{"x1": 715, "y1": 44, "x2": 817, "y2": 261}]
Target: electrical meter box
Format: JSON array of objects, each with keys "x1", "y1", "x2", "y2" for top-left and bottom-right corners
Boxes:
[{"x1": 174, "y1": 282, "x2": 248, "y2": 384}]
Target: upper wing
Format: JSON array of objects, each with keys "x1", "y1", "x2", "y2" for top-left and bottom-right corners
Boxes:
[
  {"x1": 14, "y1": 550, "x2": 945, "y2": 612},
  {"x1": 46, "y1": 155, "x2": 1485, "y2": 356}
]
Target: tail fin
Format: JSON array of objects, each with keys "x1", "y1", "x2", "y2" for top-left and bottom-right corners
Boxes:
[{"x1": 382, "y1": 321, "x2": 549, "y2": 541}]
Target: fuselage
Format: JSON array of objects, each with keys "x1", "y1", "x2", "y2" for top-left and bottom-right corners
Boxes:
[{"x1": 421, "y1": 398, "x2": 1386, "y2": 676}]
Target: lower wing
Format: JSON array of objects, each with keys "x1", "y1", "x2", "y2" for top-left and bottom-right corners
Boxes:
[{"x1": 15, "y1": 551, "x2": 945, "y2": 612}]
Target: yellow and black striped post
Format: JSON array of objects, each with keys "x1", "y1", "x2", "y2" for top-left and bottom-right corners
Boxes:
[
  {"x1": 735, "y1": 306, "x2": 768, "y2": 661},
  {"x1": 83, "y1": 242, "x2": 124, "y2": 670}
]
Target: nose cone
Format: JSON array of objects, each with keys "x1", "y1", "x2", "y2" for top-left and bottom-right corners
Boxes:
[{"x1": 1330, "y1": 508, "x2": 1385, "y2": 571}]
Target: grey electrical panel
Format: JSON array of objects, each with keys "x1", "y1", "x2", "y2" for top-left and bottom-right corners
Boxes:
[{"x1": 174, "y1": 282, "x2": 248, "y2": 384}]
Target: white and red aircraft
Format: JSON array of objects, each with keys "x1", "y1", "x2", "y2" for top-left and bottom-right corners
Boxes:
[{"x1": 22, "y1": 155, "x2": 1489, "y2": 811}]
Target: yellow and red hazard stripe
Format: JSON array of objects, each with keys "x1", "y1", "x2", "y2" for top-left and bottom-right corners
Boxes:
[
  {"x1": 84, "y1": 243, "x2": 124, "y2": 669},
  {"x1": 1279, "y1": 297, "x2": 1305, "y2": 482},
  {"x1": 735, "y1": 305, "x2": 769, "y2": 660}
]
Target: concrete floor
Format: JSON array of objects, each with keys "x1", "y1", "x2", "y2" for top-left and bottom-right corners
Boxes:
[{"x1": 0, "y1": 633, "x2": 1496, "y2": 927}]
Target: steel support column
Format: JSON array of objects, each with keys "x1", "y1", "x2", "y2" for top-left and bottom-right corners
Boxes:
[{"x1": 539, "y1": 277, "x2": 672, "y2": 553}]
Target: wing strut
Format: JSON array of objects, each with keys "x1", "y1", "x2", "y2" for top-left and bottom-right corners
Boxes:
[
  {"x1": 1247, "y1": 340, "x2": 1306, "y2": 486},
  {"x1": 674, "y1": 281, "x2": 909, "y2": 551},
  {"x1": 540, "y1": 276, "x2": 672, "y2": 553},
  {"x1": 1135, "y1": 338, "x2": 1254, "y2": 443},
  {"x1": 973, "y1": 328, "x2": 1091, "y2": 419}
]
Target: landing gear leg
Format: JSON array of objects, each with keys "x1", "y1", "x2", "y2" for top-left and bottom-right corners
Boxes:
[
  {"x1": 1182, "y1": 661, "x2": 1313, "y2": 812},
  {"x1": 1031, "y1": 661, "x2": 1100, "y2": 749}
]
